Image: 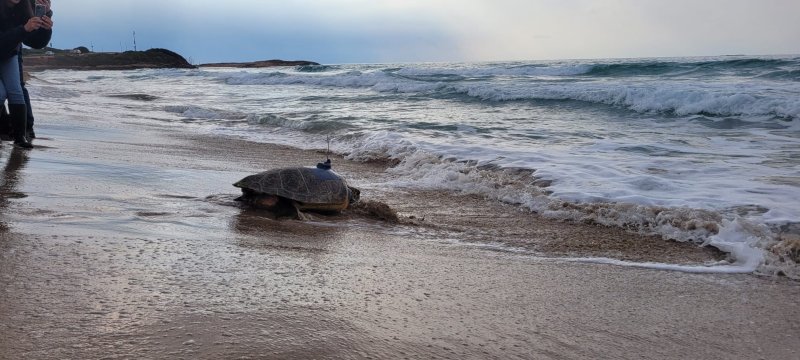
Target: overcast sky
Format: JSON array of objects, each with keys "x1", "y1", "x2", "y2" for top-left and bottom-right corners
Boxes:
[{"x1": 49, "y1": 0, "x2": 800, "y2": 64}]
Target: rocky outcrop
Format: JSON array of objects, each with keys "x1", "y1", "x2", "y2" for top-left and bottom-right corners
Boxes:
[
  {"x1": 200, "y1": 59, "x2": 320, "y2": 68},
  {"x1": 23, "y1": 48, "x2": 195, "y2": 71}
]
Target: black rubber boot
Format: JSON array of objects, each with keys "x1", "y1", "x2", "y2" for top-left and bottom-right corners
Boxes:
[
  {"x1": 9, "y1": 104, "x2": 32, "y2": 149},
  {"x1": 0, "y1": 106, "x2": 11, "y2": 141},
  {"x1": 23, "y1": 86, "x2": 35, "y2": 140}
]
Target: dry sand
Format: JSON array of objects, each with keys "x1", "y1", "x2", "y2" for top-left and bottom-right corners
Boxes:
[{"x1": 0, "y1": 116, "x2": 798, "y2": 359}]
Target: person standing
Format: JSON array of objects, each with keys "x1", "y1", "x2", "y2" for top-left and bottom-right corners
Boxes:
[
  {"x1": 20, "y1": 0, "x2": 53, "y2": 141},
  {"x1": 0, "y1": 0, "x2": 50, "y2": 148},
  {"x1": 0, "y1": 0, "x2": 50, "y2": 142}
]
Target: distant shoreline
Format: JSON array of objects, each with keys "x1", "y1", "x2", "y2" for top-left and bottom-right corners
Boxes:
[
  {"x1": 22, "y1": 47, "x2": 318, "y2": 71},
  {"x1": 199, "y1": 60, "x2": 320, "y2": 68}
]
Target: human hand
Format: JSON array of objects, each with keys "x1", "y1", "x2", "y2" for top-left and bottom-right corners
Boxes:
[
  {"x1": 40, "y1": 16, "x2": 53, "y2": 30},
  {"x1": 24, "y1": 17, "x2": 44, "y2": 32}
]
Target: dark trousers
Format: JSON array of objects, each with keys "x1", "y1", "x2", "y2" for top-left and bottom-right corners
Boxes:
[{"x1": 1, "y1": 41, "x2": 44, "y2": 140}]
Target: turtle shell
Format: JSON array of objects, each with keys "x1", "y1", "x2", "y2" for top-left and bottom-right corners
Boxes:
[{"x1": 234, "y1": 166, "x2": 354, "y2": 211}]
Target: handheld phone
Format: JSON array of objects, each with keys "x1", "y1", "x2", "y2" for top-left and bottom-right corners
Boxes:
[{"x1": 35, "y1": 3, "x2": 47, "y2": 17}]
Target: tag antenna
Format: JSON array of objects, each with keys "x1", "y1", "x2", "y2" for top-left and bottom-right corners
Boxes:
[
  {"x1": 326, "y1": 135, "x2": 331, "y2": 162},
  {"x1": 317, "y1": 135, "x2": 333, "y2": 170}
]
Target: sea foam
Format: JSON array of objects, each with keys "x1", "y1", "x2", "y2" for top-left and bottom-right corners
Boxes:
[
  {"x1": 30, "y1": 57, "x2": 800, "y2": 279},
  {"x1": 208, "y1": 64, "x2": 800, "y2": 119},
  {"x1": 338, "y1": 131, "x2": 797, "y2": 279}
]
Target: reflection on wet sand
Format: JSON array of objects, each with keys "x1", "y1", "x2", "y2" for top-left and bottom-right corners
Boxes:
[
  {"x1": 0, "y1": 148, "x2": 29, "y2": 229},
  {"x1": 0, "y1": 148, "x2": 29, "y2": 199},
  {"x1": 0, "y1": 148, "x2": 31, "y2": 356},
  {"x1": 231, "y1": 206, "x2": 350, "y2": 255}
]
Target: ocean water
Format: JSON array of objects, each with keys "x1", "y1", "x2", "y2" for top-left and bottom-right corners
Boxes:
[{"x1": 29, "y1": 55, "x2": 800, "y2": 278}]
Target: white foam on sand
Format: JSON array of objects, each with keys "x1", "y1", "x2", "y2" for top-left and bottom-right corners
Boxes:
[{"x1": 560, "y1": 257, "x2": 755, "y2": 274}]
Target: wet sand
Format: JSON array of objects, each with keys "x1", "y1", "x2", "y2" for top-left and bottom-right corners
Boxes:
[{"x1": 1, "y1": 115, "x2": 799, "y2": 359}]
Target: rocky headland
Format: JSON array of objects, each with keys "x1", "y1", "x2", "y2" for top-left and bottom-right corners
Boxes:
[
  {"x1": 22, "y1": 47, "x2": 318, "y2": 71},
  {"x1": 199, "y1": 59, "x2": 320, "y2": 68},
  {"x1": 22, "y1": 48, "x2": 195, "y2": 71}
]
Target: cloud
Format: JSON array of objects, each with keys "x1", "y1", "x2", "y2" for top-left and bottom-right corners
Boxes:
[
  {"x1": 436, "y1": 0, "x2": 800, "y2": 60},
  {"x1": 48, "y1": 0, "x2": 800, "y2": 63},
  {"x1": 52, "y1": 0, "x2": 465, "y2": 63}
]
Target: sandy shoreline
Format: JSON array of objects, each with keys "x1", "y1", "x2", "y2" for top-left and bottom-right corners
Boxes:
[{"x1": 1, "y1": 114, "x2": 798, "y2": 359}]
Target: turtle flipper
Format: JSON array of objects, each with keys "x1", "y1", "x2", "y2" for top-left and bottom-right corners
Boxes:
[{"x1": 291, "y1": 201, "x2": 309, "y2": 220}]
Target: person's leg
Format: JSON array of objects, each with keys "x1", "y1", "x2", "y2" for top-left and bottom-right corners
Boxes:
[
  {"x1": 1, "y1": 56, "x2": 25, "y2": 106},
  {"x1": 0, "y1": 87, "x2": 8, "y2": 143},
  {"x1": 23, "y1": 85, "x2": 34, "y2": 138},
  {"x1": 19, "y1": 52, "x2": 35, "y2": 139},
  {"x1": 0, "y1": 55, "x2": 32, "y2": 148}
]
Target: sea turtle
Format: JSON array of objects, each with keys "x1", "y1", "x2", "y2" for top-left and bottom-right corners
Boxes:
[{"x1": 233, "y1": 160, "x2": 360, "y2": 219}]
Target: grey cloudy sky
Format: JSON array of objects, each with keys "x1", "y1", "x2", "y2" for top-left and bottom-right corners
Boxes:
[{"x1": 49, "y1": 0, "x2": 800, "y2": 64}]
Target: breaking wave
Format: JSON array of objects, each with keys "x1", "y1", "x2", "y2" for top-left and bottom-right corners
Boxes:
[
  {"x1": 35, "y1": 56, "x2": 799, "y2": 279},
  {"x1": 164, "y1": 105, "x2": 247, "y2": 121},
  {"x1": 200, "y1": 57, "x2": 800, "y2": 119},
  {"x1": 338, "y1": 132, "x2": 799, "y2": 279}
]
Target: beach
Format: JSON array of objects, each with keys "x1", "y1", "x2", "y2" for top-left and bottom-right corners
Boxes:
[{"x1": 1, "y1": 110, "x2": 798, "y2": 359}]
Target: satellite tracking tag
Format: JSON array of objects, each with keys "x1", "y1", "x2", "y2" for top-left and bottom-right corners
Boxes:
[{"x1": 317, "y1": 159, "x2": 332, "y2": 170}]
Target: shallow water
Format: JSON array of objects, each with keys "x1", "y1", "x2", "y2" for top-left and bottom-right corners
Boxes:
[
  {"x1": 28, "y1": 56, "x2": 800, "y2": 277},
  {"x1": 1, "y1": 118, "x2": 798, "y2": 359}
]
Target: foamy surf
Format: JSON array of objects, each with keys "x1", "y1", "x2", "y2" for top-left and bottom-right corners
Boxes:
[
  {"x1": 560, "y1": 219, "x2": 769, "y2": 276},
  {"x1": 28, "y1": 55, "x2": 800, "y2": 279},
  {"x1": 561, "y1": 257, "x2": 755, "y2": 274},
  {"x1": 369, "y1": 145, "x2": 795, "y2": 278}
]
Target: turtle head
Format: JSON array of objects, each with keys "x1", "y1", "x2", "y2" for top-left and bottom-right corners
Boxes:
[{"x1": 347, "y1": 186, "x2": 361, "y2": 205}]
